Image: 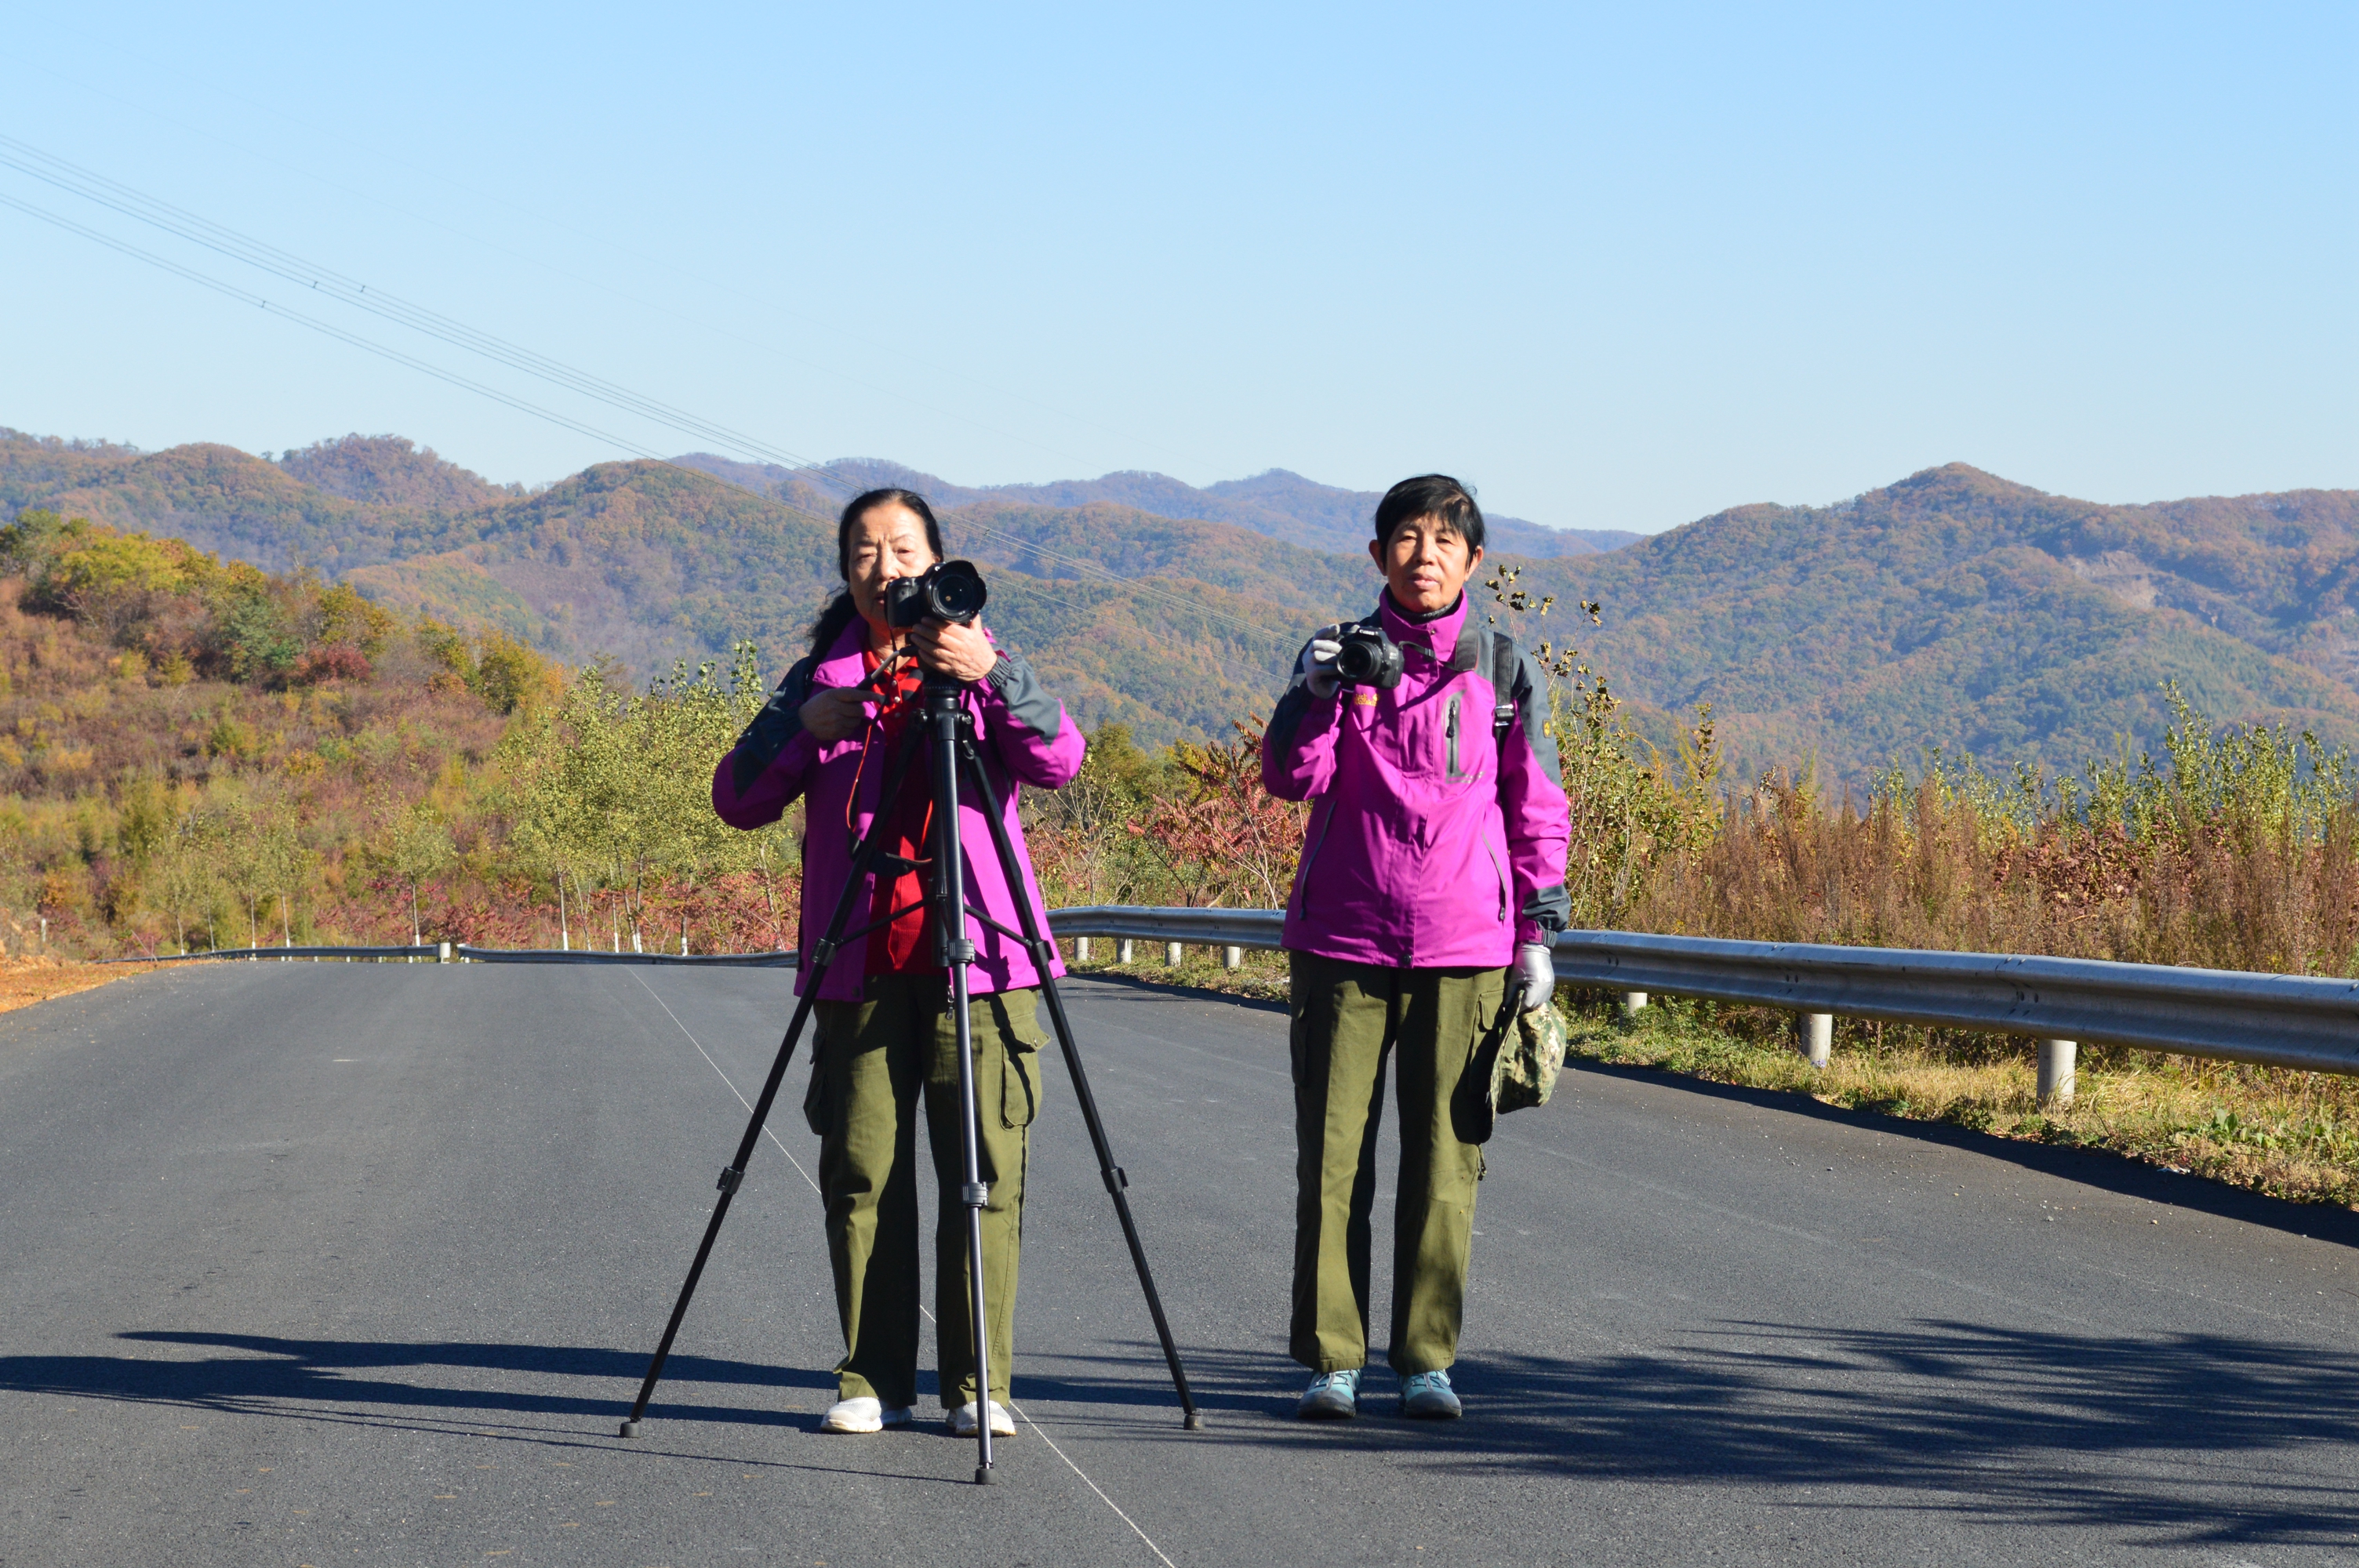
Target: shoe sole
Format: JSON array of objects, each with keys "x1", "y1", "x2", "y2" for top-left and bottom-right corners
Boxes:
[
  {"x1": 1296, "y1": 1401, "x2": 1357, "y2": 1421},
  {"x1": 1401, "y1": 1403, "x2": 1462, "y2": 1420}
]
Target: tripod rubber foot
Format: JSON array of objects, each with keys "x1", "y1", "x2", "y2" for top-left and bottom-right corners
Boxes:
[
  {"x1": 975, "y1": 1465, "x2": 994, "y2": 1486},
  {"x1": 618, "y1": 1420, "x2": 640, "y2": 1439},
  {"x1": 1184, "y1": 1410, "x2": 1205, "y2": 1431}
]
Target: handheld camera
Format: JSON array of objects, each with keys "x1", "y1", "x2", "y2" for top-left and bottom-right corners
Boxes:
[
  {"x1": 885, "y1": 560, "x2": 989, "y2": 629},
  {"x1": 1334, "y1": 622, "x2": 1404, "y2": 689}
]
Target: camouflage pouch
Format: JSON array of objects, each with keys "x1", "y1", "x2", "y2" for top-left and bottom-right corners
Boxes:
[{"x1": 1492, "y1": 997, "x2": 1566, "y2": 1115}]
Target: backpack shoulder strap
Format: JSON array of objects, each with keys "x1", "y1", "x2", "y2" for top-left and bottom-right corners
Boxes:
[{"x1": 1485, "y1": 629, "x2": 1518, "y2": 743}]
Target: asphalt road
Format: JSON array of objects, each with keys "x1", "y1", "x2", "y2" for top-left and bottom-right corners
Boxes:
[{"x1": 3, "y1": 962, "x2": 2357, "y2": 1567}]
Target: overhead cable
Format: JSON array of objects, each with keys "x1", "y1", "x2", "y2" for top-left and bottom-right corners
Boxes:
[{"x1": 0, "y1": 143, "x2": 1294, "y2": 650}]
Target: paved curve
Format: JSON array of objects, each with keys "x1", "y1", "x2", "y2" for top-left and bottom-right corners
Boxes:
[{"x1": 2, "y1": 963, "x2": 2357, "y2": 1567}]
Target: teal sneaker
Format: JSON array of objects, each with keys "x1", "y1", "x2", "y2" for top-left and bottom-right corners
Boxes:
[
  {"x1": 1400, "y1": 1369, "x2": 1462, "y2": 1419},
  {"x1": 1296, "y1": 1368, "x2": 1360, "y2": 1420}
]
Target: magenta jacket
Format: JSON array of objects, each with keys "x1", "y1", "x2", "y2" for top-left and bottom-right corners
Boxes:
[
  {"x1": 712, "y1": 618, "x2": 1084, "y2": 1001},
  {"x1": 1262, "y1": 592, "x2": 1572, "y2": 970}
]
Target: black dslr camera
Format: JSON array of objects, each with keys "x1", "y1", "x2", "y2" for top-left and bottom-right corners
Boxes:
[
  {"x1": 1333, "y1": 622, "x2": 1403, "y2": 689},
  {"x1": 884, "y1": 559, "x2": 989, "y2": 629}
]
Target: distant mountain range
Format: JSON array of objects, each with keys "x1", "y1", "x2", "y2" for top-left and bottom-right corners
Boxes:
[
  {"x1": 4, "y1": 426, "x2": 2353, "y2": 779},
  {"x1": 666, "y1": 453, "x2": 1642, "y2": 558}
]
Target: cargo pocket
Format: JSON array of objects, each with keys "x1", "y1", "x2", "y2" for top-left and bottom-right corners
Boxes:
[
  {"x1": 803, "y1": 1005, "x2": 845, "y2": 1135},
  {"x1": 801, "y1": 1051, "x2": 830, "y2": 1136},
  {"x1": 997, "y1": 993, "x2": 1049, "y2": 1131}
]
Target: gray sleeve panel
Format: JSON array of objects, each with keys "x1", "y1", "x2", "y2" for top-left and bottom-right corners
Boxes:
[
  {"x1": 729, "y1": 654, "x2": 816, "y2": 796},
  {"x1": 984, "y1": 648, "x2": 1063, "y2": 742},
  {"x1": 1510, "y1": 647, "x2": 1573, "y2": 933}
]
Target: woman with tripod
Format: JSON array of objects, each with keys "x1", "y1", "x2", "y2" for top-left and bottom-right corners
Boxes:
[{"x1": 712, "y1": 487, "x2": 1083, "y2": 1439}]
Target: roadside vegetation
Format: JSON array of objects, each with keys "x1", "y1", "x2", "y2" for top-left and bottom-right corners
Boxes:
[{"x1": 5, "y1": 509, "x2": 2359, "y2": 1203}]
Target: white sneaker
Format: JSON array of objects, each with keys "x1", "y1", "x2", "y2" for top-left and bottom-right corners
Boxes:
[
  {"x1": 947, "y1": 1400, "x2": 1016, "y2": 1437},
  {"x1": 820, "y1": 1396, "x2": 914, "y2": 1433}
]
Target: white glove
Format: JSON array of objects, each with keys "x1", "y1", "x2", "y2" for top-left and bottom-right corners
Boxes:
[
  {"x1": 1515, "y1": 942, "x2": 1554, "y2": 1011},
  {"x1": 1299, "y1": 632, "x2": 1344, "y2": 699}
]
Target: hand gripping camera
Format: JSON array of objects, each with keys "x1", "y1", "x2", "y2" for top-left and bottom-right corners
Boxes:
[
  {"x1": 1333, "y1": 622, "x2": 1404, "y2": 689},
  {"x1": 885, "y1": 559, "x2": 990, "y2": 629}
]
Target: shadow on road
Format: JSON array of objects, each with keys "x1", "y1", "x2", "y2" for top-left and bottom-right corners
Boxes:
[
  {"x1": 1026, "y1": 1319, "x2": 2359, "y2": 1548},
  {"x1": 9, "y1": 1319, "x2": 2356, "y2": 1544},
  {"x1": 0, "y1": 1330, "x2": 833, "y2": 1430}
]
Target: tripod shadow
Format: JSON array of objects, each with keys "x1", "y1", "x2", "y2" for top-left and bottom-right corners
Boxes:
[
  {"x1": 0, "y1": 1330, "x2": 834, "y2": 1431},
  {"x1": 1020, "y1": 1322, "x2": 2359, "y2": 1547}
]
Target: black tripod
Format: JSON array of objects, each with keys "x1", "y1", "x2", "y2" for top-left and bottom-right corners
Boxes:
[{"x1": 618, "y1": 670, "x2": 1201, "y2": 1484}]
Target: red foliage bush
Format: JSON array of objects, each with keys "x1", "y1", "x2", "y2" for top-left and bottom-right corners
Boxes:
[{"x1": 291, "y1": 643, "x2": 373, "y2": 685}]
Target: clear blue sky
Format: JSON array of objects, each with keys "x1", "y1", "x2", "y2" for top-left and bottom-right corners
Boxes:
[{"x1": 3, "y1": 2, "x2": 2350, "y2": 533}]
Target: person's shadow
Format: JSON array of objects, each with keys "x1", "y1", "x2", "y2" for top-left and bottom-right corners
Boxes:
[
  {"x1": 9, "y1": 1320, "x2": 2359, "y2": 1544},
  {"x1": 1010, "y1": 1320, "x2": 2359, "y2": 1548}
]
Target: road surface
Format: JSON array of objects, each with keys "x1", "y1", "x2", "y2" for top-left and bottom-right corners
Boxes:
[{"x1": 3, "y1": 962, "x2": 2355, "y2": 1566}]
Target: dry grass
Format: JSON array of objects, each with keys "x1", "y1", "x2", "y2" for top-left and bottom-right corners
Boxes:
[
  {"x1": 1565, "y1": 992, "x2": 2359, "y2": 1208},
  {"x1": 0, "y1": 956, "x2": 154, "y2": 1018}
]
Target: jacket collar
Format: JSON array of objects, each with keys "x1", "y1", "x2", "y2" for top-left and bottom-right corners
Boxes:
[
  {"x1": 1376, "y1": 590, "x2": 1478, "y2": 673},
  {"x1": 817, "y1": 611, "x2": 874, "y2": 682}
]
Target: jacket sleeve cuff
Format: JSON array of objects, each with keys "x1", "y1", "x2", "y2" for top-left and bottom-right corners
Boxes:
[{"x1": 981, "y1": 649, "x2": 1064, "y2": 741}]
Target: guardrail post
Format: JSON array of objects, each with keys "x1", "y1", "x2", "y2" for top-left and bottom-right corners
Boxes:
[
  {"x1": 438, "y1": 941, "x2": 453, "y2": 964},
  {"x1": 1223, "y1": 945, "x2": 1242, "y2": 971},
  {"x1": 1118, "y1": 939, "x2": 1134, "y2": 964},
  {"x1": 1075, "y1": 936, "x2": 1091, "y2": 962},
  {"x1": 1621, "y1": 990, "x2": 1648, "y2": 1019},
  {"x1": 2037, "y1": 1039, "x2": 2077, "y2": 1106},
  {"x1": 1801, "y1": 1012, "x2": 1833, "y2": 1069},
  {"x1": 1165, "y1": 942, "x2": 1183, "y2": 968}
]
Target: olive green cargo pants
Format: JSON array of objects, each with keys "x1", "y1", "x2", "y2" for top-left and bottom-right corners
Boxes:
[
  {"x1": 1289, "y1": 953, "x2": 1504, "y2": 1376},
  {"x1": 809, "y1": 978, "x2": 1046, "y2": 1410}
]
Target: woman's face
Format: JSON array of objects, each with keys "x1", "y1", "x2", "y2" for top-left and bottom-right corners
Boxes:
[
  {"x1": 1369, "y1": 513, "x2": 1482, "y2": 615},
  {"x1": 843, "y1": 503, "x2": 942, "y2": 635}
]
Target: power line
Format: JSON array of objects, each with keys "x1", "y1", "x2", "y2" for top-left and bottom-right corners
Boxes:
[{"x1": 0, "y1": 175, "x2": 1294, "y2": 651}]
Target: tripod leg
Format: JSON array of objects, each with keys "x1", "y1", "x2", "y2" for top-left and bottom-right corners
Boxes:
[
  {"x1": 619, "y1": 987, "x2": 820, "y2": 1437},
  {"x1": 620, "y1": 732, "x2": 922, "y2": 1438},
  {"x1": 925, "y1": 679, "x2": 995, "y2": 1483},
  {"x1": 956, "y1": 735, "x2": 1204, "y2": 1430}
]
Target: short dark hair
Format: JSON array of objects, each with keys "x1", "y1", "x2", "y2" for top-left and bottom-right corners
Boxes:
[{"x1": 1372, "y1": 474, "x2": 1485, "y2": 554}]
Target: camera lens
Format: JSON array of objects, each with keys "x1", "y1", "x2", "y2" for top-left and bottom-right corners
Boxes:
[{"x1": 927, "y1": 561, "x2": 989, "y2": 622}]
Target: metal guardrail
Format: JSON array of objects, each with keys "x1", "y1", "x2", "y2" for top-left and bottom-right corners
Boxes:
[
  {"x1": 100, "y1": 942, "x2": 796, "y2": 968},
  {"x1": 1550, "y1": 930, "x2": 2359, "y2": 1077},
  {"x1": 101, "y1": 943, "x2": 440, "y2": 964},
  {"x1": 1044, "y1": 906, "x2": 2359, "y2": 1081},
  {"x1": 1047, "y1": 906, "x2": 1286, "y2": 951},
  {"x1": 453, "y1": 945, "x2": 795, "y2": 967},
  {"x1": 93, "y1": 909, "x2": 2359, "y2": 1081}
]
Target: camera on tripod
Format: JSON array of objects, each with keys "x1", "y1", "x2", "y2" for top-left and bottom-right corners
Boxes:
[
  {"x1": 885, "y1": 559, "x2": 989, "y2": 629},
  {"x1": 1334, "y1": 622, "x2": 1404, "y2": 689}
]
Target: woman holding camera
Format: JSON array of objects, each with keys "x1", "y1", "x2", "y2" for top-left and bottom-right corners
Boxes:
[
  {"x1": 712, "y1": 487, "x2": 1082, "y2": 1439},
  {"x1": 1263, "y1": 473, "x2": 1571, "y2": 1421}
]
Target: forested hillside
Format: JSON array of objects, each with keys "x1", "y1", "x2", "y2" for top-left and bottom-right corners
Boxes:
[
  {"x1": 1507, "y1": 464, "x2": 2359, "y2": 784},
  {"x1": 8, "y1": 429, "x2": 2357, "y2": 777}
]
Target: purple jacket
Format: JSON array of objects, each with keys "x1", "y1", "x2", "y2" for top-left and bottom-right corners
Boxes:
[
  {"x1": 1263, "y1": 592, "x2": 1572, "y2": 970},
  {"x1": 712, "y1": 618, "x2": 1084, "y2": 1001}
]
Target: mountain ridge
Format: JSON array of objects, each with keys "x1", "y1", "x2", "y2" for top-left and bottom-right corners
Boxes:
[
  {"x1": 667, "y1": 452, "x2": 1643, "y2": 558},
  {"x1": 6, "y1": 427, "x2": 2355, "y2": 775}
]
